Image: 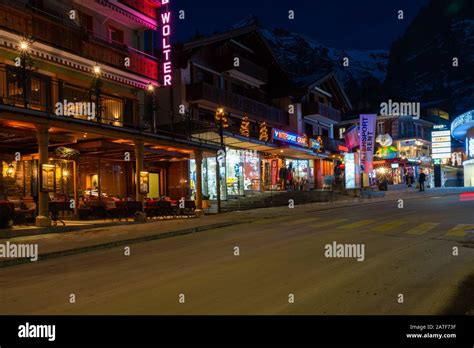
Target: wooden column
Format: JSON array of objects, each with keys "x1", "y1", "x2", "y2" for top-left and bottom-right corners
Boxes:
[
  {"x1": 35, "y1": 124, "x2": 51, "y2": 227},
  {"x1": 134, "y1": 139, "x2": 146, "y2": 221},
  {"x1": 73, "y1": 160, "x2": 78, "y2": 216},
  {"x1": 194, "y1": 150, "x2": 203, "y2": 215}
]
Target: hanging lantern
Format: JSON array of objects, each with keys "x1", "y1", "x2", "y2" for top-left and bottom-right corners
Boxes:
[
  {"x1": 6, "y1": 163, "x2": 15, "y2": 178},
  {"x1": 259, "y1": 121, "x2": 268, "y2": 142},
  {"x1": 240, "y1": 116, "x2": 250, "y2": 137}
]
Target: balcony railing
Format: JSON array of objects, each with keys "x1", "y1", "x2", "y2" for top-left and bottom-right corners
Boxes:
[
  {"x1": 187, "y1": 82, "x2": 288, "y2": 125},
  {"x1": 302, "y1": 101, "x2": 341, "y2": 122},
  {"x1": 0, "y1": 3, "x2": 158, "y2": 80},
  {"x1": 220, "y1": 55, "x2": 268, "y2": 83},
  {"x1": 119, "y1": 0, "x2": 158, "y2": 19}
]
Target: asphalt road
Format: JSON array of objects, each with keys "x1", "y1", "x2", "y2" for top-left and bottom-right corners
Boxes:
[{"x1": 1, "y1": 193, "x2": 473, "y2": 315}]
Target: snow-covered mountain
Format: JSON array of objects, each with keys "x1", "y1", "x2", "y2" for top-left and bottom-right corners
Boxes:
[
  {"x1": 233, "y1": 0, "x2": 474, "y2": 116},
  {"x1": 385, "y1": 0, "x2": 474, "y2": 116},
  {"x1": 233, "y1": 15, "x2": 389, "y2": 113},
  {"x1": 260, "y1": 27, "x2": 388, "y2": 87}
]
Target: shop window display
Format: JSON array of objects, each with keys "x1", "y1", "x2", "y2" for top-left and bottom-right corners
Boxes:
[
  {"x1": 284, "y1": 159, "x2": 311, "y2": 191},
  {"x1": 189, "y1": 148, "x2": 260, "y2": 199}
]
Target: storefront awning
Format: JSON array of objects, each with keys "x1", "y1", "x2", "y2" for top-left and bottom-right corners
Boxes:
[
  {"x1": 192, "y1": 131, "x2": 278, "y2": 152},
  {"x1": 266, "y1": 145, "x2": 329, "y2": 160}
]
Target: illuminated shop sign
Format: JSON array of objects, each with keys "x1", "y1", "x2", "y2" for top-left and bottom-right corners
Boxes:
[
  {"x1": 359, "y1": 114, "x2": 376, "y2": 174},
  {"x1": 432, "y1": 136, "x2": 451, "y2": 142},
  {"x1": 431, "y1": 126, "x2": 452, "y2": 160},
  {"x1": 432, "y1": 142, "x2": 451, "y2": 148},
  {"x1": 431, "y1": 130, "x2": 450, "y2": 137},
  {"x1": 467, "y1": 138, "x2": 474, "y2": 159},
  {"x1": 451, "y1": 110, "x2": 474, "y2": 135},
  {"x1": 161, "y1": 0, "x2": 172, "y2": 86},
  {"x1": 338, "y1": 145, "x2": 349, "y2": 152},
  {"x1": 272, "y1": 129, "x2": 307, "y2": 146},
  {"x1": 344, "y1": 152, "x2": 360, "y2": 189},
  {"x1": 431, "y1": 153, "x2": 451, "y2": 159},
  {"x1": 432, "y1": 148, "x2": 452, "y2": 154},
  {"x1": 310, "y1": 138, "x2": 321, "y2": 150}
]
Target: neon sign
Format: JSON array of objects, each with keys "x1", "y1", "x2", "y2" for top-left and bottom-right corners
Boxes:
[
  {"x1": 273, "y1": 129, "x2": 307, "y2": 146},
  {"x1": 161, "y1": 0, "x2": 172, "y2": 86}
]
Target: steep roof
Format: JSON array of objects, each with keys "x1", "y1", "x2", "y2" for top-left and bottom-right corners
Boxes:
[
  {"x1": 297, "y1": 71, "x2": 353, "y2": 111},
  {"x1": 181, "y1": 24, "x2": 289, "y2": 78}
]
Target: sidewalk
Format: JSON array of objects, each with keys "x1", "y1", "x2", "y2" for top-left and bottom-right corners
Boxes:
[{"x1": 1, "y1": 187, "x2": 470, "y2": 268}]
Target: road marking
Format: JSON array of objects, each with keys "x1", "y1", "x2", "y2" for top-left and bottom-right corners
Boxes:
[
  {"x1": 309, "y1": 219, "x2": 347, "y2": 228},
  {"x1": 281, "y1": 217, "x2": 321, "y2": 225},
  {"x1": 446, "y1": 224, "x2": 474, "y2": 237},
  {"x1": 405, "y1": 222, "x2": 440, "y2": 235},
  {"x1": 371, "y1": 220, "x2": 408, "y2": 232},
  {"x1": 255, "y1": 216, "x2": 294, "y2": 224},
  {"x1": 336, "y1": 219, "x2": 375, "y2": 230}
]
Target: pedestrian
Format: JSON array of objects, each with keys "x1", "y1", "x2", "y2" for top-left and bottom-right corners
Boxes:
[
  {"x1": 406, "y1": 172, "x2": 412, "y2": 188},
  {"x1": 418, "y1": 171, "x2": 426, "y2": 192}
]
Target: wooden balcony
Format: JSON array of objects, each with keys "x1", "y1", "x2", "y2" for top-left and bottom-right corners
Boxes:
[
  {"x1": 220, "y1": 55, "x2": 268, "y2": 84},
  {"x1": 119, "y1": 0, "x2": 158, "y2": 19},
  {"x1": 302, "y1": 101, "x2": 341, "y2": 122},
  {"x1": 187, "y1": 82, "x2": 288, "y2": 125},
  {"x1": 0, "y1": 3, "x2": 158, "y2": 80}
]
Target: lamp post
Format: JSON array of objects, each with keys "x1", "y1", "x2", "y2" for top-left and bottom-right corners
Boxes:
[
  {"x1": 93, "y1": 64, "x2": 102, "y2": 123},
  {"x1": 215, "y1": 107, "x2": 229, "y2": 213},
  {"x1": 147, "y1": 83, "x2": 156, "y2": 133},
  {"x1": 18, "y1": 38, "x2": 31, "y2": 108}
]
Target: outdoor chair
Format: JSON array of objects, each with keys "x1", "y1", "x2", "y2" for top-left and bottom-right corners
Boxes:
[
  {"x1": 127, "y1": 201, "x2": 143, "y2": 218},
  {"x1": 0, "y1": 201, "x2": 15, "y2": 228},
  {"x1": 178, "y1": 200, "x2": 196, "y2": 217},
  {"x1": 156, "y1": 200, "x2": 174, "y2": 219},
  {"x1": 49, "y1": 201, "x2": 72, "y2": 226},
  {"x1": 145, "y1": 201, "x2": 158, "y2": 220}
]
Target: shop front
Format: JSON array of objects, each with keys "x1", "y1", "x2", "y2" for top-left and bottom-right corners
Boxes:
[
  {"x1": 451, "y1": 110, "x2": 474, "y2": 187},
  {"x1": 373, "y1": 157, "x2": 433, "y2": 187},
  {"x1": 267, "y1": 129, "x2": 331, "y2": 191},
  {"x1": 189, "y1": 147, "x2": 261, "y2": 200}
]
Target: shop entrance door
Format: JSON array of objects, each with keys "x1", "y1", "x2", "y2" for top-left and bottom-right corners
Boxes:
[{"x1": 149, "y1": 173, "x2": 160, "y2": 199}]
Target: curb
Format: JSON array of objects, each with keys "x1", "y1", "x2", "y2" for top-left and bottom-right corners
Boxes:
[
  {"x1": 0, "y1": 220, "x2": 248, "y2": 269},
  {"x1": 0, "y1": 220, "x2": 141, "y2": 239}
]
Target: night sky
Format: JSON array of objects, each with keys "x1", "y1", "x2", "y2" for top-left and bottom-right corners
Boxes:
[{"x1": 171, "y1": 0, "x2": 430, "y2": 49}]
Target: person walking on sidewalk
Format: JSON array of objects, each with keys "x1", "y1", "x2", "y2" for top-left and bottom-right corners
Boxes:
[
  {"x1": 406, "y1": 171, "x2": 413, "y2": 188},
  {"x1": 418, "y1": 171, "x2": 426, "y2": 192}
]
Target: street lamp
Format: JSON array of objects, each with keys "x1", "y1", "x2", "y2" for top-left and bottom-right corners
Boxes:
[
  {"x1": 19, "y1": 40, "x2": 29, "y2": 52},
  {"x1": 92, "y1": 64, "x2": 102, "y2": 123},
  {"x1": 146, "y1": 83, "x2": 156, "y2": 132},
  {"x1": 93, "y1": 64, "x2": 101, "y2": 76},
  {"x1": 214, "y1": 107, "x2": 229, "y2": 214},
  {"x1": 17, "y1": 38, "x2": 33, "y2": 108}
]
